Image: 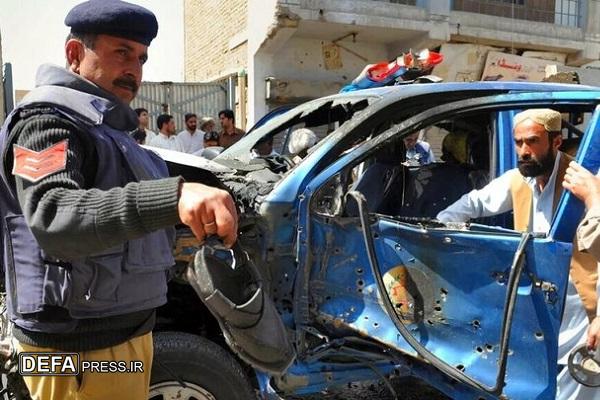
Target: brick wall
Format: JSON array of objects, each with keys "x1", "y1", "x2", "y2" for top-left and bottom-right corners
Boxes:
[{"x1": 184, "y1": 0, "x2": 249, "y2": 82}]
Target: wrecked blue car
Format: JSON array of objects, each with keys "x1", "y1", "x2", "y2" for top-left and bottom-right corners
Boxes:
[
  {"x1": 141, "y1": 81, "x2": 600, "y2": 400},
  {"x1": 0, "y1": 82, "x2": 588, "y2": 400}
]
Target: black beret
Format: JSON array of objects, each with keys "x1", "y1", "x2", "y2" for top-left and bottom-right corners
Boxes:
[{"x1": 65, "y1": 0, "x2": 158, "y2": 46}]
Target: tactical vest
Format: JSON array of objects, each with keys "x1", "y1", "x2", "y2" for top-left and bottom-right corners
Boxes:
[
  {"x1": 509, "y1": 153, "x2": 598, "y2": 321},
  {"x1": 0, "y1": 85, "x2": 175, "y2": 333}
]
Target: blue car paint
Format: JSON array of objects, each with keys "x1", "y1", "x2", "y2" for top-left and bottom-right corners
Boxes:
[
  {"x1": 496, "y1": 110, "x2": 518, "y2": 176},
  {"x1": 247, "y1": 83, "x2": 600, "y2": 399},
  {"x1": 552, "y1": 105, "x2": 600, "y2": 243},
  {"x1": 292, "y1": 214, "x2": 570, "y2": 399}
]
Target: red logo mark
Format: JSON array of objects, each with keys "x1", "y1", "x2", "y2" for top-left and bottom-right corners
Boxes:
[{"x1": 12, "y1": 140, "x2": 68, "y2": 183}]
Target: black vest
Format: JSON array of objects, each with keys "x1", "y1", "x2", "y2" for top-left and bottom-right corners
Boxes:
[{"x1": 0, "y1": 85, "x2": 174, "y2": 333}]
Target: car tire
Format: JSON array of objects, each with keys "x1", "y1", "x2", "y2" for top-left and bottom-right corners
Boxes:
[{"x1": 149, "y1": 331, "x2": 256, "y2": 400}]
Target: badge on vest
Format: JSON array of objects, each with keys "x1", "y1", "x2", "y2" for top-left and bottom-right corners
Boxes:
[{"x1": 12, "y1": 140, "x2": 68, "y2": 183}]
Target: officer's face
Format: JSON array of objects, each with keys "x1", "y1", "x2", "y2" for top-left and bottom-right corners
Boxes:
[
  {"x1": 67, "y1": 34, "x2": 148, "y2": 104},
  {"x1": 514, "y1": 119, "x2": 562, "y2": 177}
]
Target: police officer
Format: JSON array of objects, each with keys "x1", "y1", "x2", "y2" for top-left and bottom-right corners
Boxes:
[
  {"x1": 403, "y1": 130, "x2": 436, "y2": 167},
  {"x1": 0, "y1": 1, "x2": 237, "y2": 399}
]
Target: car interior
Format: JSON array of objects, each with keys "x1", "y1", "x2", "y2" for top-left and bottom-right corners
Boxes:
[
  {"x1": 310, "y1": 104, "x2": 597, "y2": 232},
  {"x1": 344, "y1": 111, "x2": 491, "y2": 220}
]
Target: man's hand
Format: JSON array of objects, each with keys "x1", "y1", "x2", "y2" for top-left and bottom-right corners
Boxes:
[
  {"x1": 178, "y1": 182, "x2": 238, "y2": 247},
  {"x1": 587, "y1": 316, "x2": 600, "y2": 350},
  {"x1": 563, "y1": 161, "x2": 600, "y2": 210}
]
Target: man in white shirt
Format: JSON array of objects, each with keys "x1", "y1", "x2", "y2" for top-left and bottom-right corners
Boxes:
[
  {"x1": 437, "y1": 109, "x2": 599, "y2": 400},
  {"x1": 135, "y1": 107, "x2": 157, "y2": 144},
  {"x1": 178, "y1": 113, "x2": 204, "y2": 154},
  {"x1": 149, "y1": 114, "x2": 184, "y2": 152}
]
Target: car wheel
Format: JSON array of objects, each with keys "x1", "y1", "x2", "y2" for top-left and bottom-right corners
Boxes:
[{"x1": 149, "y1": 331, "x2": 256, "y2": 400}]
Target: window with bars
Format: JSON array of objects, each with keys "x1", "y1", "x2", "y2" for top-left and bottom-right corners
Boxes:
[
  {"x1": 372, "y1": 0, "x2": 418, "y2": 5},
  {"x1": 452, "y1": 0, "x2": 581, "y2": 27}
]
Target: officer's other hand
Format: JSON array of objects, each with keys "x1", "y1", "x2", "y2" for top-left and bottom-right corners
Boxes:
[
  {"x1": 563, "y1": 161, "x2": 600, "y2": 210},
  {"x1": 178, "y1": 182, "x2": 238, "y2": 248},
  {"x1": 587, "y1": 316, "x2": 600, "y2": 350}
]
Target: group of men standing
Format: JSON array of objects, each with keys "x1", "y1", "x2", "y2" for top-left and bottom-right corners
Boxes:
[{"x1": 132, "y1": 108, "x2": 245, "y2": 155}]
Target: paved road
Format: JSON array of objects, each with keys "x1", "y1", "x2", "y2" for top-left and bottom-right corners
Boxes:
[{"x1": 287, "y1": 377, "x2": 450, "y2": 400}]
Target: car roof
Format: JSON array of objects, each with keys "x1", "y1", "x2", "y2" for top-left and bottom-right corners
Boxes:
[
  {"x1": 316, "y1": 81, "x2": 600, "y2": 103},
  {"x1": 218, "y1": 81, "x2": 600, "y2": 161}
]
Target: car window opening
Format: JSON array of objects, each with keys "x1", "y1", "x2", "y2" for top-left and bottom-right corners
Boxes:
[{"x1": 312, "y1": 104, "x2": 597, "y2": 233}]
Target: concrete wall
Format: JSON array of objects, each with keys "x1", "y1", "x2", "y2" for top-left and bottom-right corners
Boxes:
[
  {"x1": 247, "y1": 0, "x2": 281, "y2": 125},
  {"x1": 449, "y1": 11, "x2": 585, "y2": 52},
  {"x1": 184, "y1": 0, "x2": 600, "y2": 123},
  {"x1": 249, "y1": 36, "x2": 389, "y2": 124},
  {"x1": 270, "y1": 37, "x2": 388, "y2": 83},
  {"x1": 281, "y1": 0, "x2": 599, "y2": 63},
  {"x1": 183, "y1": 0, "x2": 249, "y2": 82}
]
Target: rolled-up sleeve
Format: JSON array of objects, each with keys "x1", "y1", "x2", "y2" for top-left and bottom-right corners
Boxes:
[
  {"x1": 576, "y1": 206, "x2": 600, "y2": 260},
  {"x1": 436, "y1": 170, "x2": 514, "y2": 222},
  {"x1": 575, "y1": 205, "x2": 600, "y2": 317}
]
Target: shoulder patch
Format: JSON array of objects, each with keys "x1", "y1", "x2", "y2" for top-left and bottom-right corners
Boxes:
[{"x1": 12, "y1": 140, "x2": 68, "y2": 183}]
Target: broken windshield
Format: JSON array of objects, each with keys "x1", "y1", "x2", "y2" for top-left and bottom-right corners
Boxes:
[{"x1": 216, "y1": 94, "x2": 378, "y2": 164}]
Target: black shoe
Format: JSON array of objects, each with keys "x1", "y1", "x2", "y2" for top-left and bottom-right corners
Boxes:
[{"x1": 186, "y1": 240, "x2": 295, "y2": 374}]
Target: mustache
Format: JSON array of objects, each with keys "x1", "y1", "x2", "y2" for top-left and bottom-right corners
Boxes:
[
  {"x1": 113, "y1": 76, "x2": 139, "y2": 93},
  {"x1": 518, "y1": 155, "x2": 538, "y2": 164}
]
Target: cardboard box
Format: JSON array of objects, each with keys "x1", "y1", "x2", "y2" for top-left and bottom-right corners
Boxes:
[
  {"x1": 433, "y1": 43, "x2": 501, "y2": 82},
  {"x1": 481, "y1": 51, "x2": 548, "y2": 82}
]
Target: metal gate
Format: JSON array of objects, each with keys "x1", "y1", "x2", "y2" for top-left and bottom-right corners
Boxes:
[{"x1": 131, "y1": 81, "x2": 228, "y2": 132}]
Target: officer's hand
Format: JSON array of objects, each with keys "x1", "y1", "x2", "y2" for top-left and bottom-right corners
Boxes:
[
  {"x1": 178, "y1": 182, "x2": 238, "y2": 248},
  {"x1": 587, "y1": 316, "x2": 600, "y2": 350},
  {"x1": 563, "y1": 161, "x2": 600, "y2": 210}
]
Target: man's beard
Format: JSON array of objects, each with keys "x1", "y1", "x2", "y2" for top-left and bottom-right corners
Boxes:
[{"x1": 517, "y1": 147, "x2": 556, "y2": 177}]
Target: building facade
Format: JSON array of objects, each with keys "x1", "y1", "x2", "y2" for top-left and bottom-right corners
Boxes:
[{"x1": 184, "y1": 0, "x2": 600, "y2": 126}]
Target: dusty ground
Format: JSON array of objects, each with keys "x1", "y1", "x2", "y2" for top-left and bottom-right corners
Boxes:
[{"x1": 286, "y1": 377, "x2": 451, "y2": 400}]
